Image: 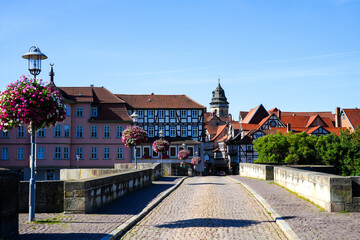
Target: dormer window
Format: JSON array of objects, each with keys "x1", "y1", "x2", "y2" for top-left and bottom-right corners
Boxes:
[{"x1": 91, "y1": 107, "x2": 98, "y2": 117}]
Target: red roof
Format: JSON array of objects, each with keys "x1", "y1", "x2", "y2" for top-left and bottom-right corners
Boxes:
[
  {"x1": 241, "y1": 123, "x2": 259, "y2": 130},
  {"x1": 60, "y1": 87, "x2": 124, "y2": 103},
  {"x1": 211, "y1": 124, "x2": 228, "y2": 141},
  {"x1": 116, "y1": 94, "x2": 206, "y2": 109},
  {"x1": 281, "y1": 111, "x2": 334, "y2": 119},
  {"x1": 343, "y1": 109, "x2": 360, "y2": 129}
]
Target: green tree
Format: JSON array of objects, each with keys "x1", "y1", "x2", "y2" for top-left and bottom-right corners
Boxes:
[
  {"x1": 315, "y1": 133, "x2": 342, "y2": 174},
  {"x1": 339, "y1": 128, "x2": 360, "y2": 176},
  {"x1": 253, "y1": 132, "x2": 289, "y2": 164},
  {"x1": 285, "y1": 132, "x2": 319, "y2": 165}
]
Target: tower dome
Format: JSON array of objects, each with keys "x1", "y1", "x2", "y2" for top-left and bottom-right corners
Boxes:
[{"x1": 210, "y1": 79, "x2": 229, "y2": 117}]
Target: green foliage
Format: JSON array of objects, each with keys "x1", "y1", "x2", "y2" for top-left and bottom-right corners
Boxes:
[{"x1": 253, "y1": 128, "x2": 360, "y2": 176}]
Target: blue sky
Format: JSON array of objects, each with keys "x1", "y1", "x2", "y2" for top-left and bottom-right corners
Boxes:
[{"x1": 1, "y1": 0, "x2": 360, "y2": 120}]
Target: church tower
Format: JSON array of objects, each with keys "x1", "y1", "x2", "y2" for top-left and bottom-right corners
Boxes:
[{"x1": 210, "y1": 79, "x2": 229, "y2": 118}]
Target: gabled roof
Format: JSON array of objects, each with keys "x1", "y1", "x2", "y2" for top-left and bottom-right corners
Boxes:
[
  {"x1": 60, "y1": 87, "x2": 124, "y2": 104},
  {"x1": 230, "y1": 121, "x2": 241, "y2": 130},
  {"x1": 280, "y1": 116, "x2": 309, "y2": 127},
  {"x1": 242, "y1": 104, "x2": 269, "y2": 124},
  {"x1": 281, "y1": 111, "x2": 334, "y2": 119},
  {"x1": 305, "y1": 115, "x2": 328, "y2": 128},
  {"x1": 210, "y1": 124, "x2": 228, "y2": 141},
  {"x1": 205, "y1": 125, "x2": 218, "y2": 137},
  {"x1": 241, "y1": 123, "x2": 259, "y2": 131},
  {"x1": 239, "y1": 111, "x2": 249, "y2": 120},
  {"x1": 116, "y1": 94, "x2": 206, "y2": 109},
  {"x1": 343, "y1": 109, "x2": 360, "y2": 129}
]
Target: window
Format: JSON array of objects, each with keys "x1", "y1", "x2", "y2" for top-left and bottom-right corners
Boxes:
[
  {"x1": 46, "y1": 170, "x2": 56, "y2": 180},
  {"x1": 17, "y1": 126, "x2": 25, "y2": 138},
  {"x1": 188, "y1": 146, "x2": 194, "y2": 157},
  {"x1": 158, "y1": 110, "x2": 164, "y2": 118},
  {"x1": 104, "y1": 126, "x2": 111, "y2": 138},
  {"x1": 104, "y1": 147, "x2": 110, "y2": 159},
  {"x1": 64, "y1": 125, "x2": 70, "y2": 137},
  {"x1": 66, "y1": 106, "x2": 71, "y2": 116},
  {"x1": 38, "y1": 128, "x2": 45, "y2": 137},
  {"x1": 76, "y1": 147, "x2": 83, "y2": 159},
  {"x1": 170, "y1": 146, "x2": 176, "y2": 157},
  {"x1": 76, "y1": 107, "x2": 83, "y2": 117},
  {"x1": 64, "y1": 147, "x2": 69, "y2": 159},
  {"x1": 37, "y1": 147, "x2": 45, "y2": 159},
  {"x1": 170, "y1": 127, "x2": 176, "y2": 137},
  {"x1": 76, "y1": 126, "x2": 83, "y2": 138},
  {"x1": 148, "y1": 110, "x2": 154, "y2": 118},
  {"x1": 91, "y1": 147, "x2": 97, "y2": 159},
  {"x1": 117, "y1": 147, "x2": 123, "y2": 159},
  {"x1": 54, "y1": 125, "x2": 61, "y2": 137},
  {"x1": 270, "y1": 120, "x2": 276, "y2": 127},
  {"x1": 17, "y1": 148, "x2": 24, "y2": 160},
  {"x1": 148, "y1": 127, "x2": 154, "y2": 137},
  {"x1": 181, "y1": 110, "x2": 187, "y2": 118},
  {"x1": 192, "y1": 127, "x2": 198, "y2": 137},
  {"x1": 116, "y1": 126, "x2": 123, "y2": 138},
  {"x1": 136, "y1": 146, "x2": 141, "y2": 158},
  {"x1": 2, "y1": 131, "x2": 9, "y2": 138},
  {"x1": 1, "y1": 148, "x2": 9, "y2": 160},
  {"x1": 181, "y1": 127, "x2": 187, "y2": 137},
  {"x1": 246, "y1": 144, "x2": 253, "y2": 152},
  {"x1": 192, "y1": 110, "x2": 198, "y2": 118},
  {"x1": 159, "y1": 126, "x2": 165, "y2": 137},
  {"x1": 91, "y1": 125, "x2": 98, "y2": 138},
  {"x1": 91, "y1": 107, "x2": 98, "y2": 117},
  {"x1": 170, "y1": 110, "x2": 176, "y2": 118},
  {"x1": 54, "y1": 147, "x2": 61, "y2": 159},
  {"x1": 138, "y1": 110, "x2": 143, "y2": 118},
  {"x1": 143, "y1": 147, "x2": 150, "y2": 157}
]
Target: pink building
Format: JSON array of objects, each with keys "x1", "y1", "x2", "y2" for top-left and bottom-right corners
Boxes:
[{"x1": 0, "y1": 75, "x2": 132, "y2": 180}]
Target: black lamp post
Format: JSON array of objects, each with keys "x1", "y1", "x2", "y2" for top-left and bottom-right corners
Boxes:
[
  {"x1": 22, "y1": 46, "x2": 47, "y2": 222},
  {"x1": 130, "y1": 112, "x2": 139, "y2": 169},
  {"x1": 159, "y1": 130, "x2": 164, "y2": 176}
]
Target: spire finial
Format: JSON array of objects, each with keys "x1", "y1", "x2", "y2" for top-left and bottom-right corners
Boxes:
[
  {"x1": 49, "y1": 63, "x2": 55, "y2": 83},
  {"x1": 218, "y1": 75, "x2": 221, "y2": 85}
]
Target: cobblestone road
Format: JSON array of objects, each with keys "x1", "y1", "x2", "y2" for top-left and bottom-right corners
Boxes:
[
  {"x1": 121, "y1": 176, "x2": 287, "y2": 240},
  {"x1": 18, "y1": 177, "x2": 182, "y2": 240}
]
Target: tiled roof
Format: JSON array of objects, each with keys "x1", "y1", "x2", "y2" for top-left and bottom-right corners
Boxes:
[
  {"x1": 257, "y1": 115, "x2": 272, "y2": 128},
  {"x1": 205, "y1": 125, "x2": 218, "y2": 136},
  {"x1": 116, "y1": 94, "x2": 206, "y2": 109},
  {"x1": 210, "y1": 124, "x2": 228, "y2": 141},
  {"x1": 343, "y1": 109, "x2": 360, "y2": 129},
  {"x1": 242, "y1": 104, "x2": 269, "y2": 124},
  {"x1": 239, "y1": 111, "x2": 249, "y2": 120},
  {"x1": 242, "y1": 105, "x2": 259, "y2": 123},
  {"x1": 60, "y1": 87, "x2": 124, "y2": 103},
  {"x1": 281, "y1": 111, "x2": 334, "y2": 119},
  {"x1": 306, "y1": 126, "x2": 322, "y2": 134},
  {"x1": 231, "y1": 121, "x2": 241, "y2": 130},
  {"x1": 241, "y1": 123, "x2": 259, "y2": 131},
  {"x1": 90, "y1": 104, "x2": 132, "y2": 122}
]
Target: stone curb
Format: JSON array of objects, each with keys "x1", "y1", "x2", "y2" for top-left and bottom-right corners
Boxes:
[
  {"x1": 227, "y1": 176, "x2": 301, "y2": 240},
  {"x1": 100, "y1": 177, "x2": 187, "y2": 240}
]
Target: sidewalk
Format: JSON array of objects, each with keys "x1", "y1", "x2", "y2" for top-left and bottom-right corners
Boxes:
[
  {"x1": 229, "y1": 175, "x2": 360, "y2": 240},
  {"x1": 18, "y1": 176, "x2": 183, "y2": 240}
]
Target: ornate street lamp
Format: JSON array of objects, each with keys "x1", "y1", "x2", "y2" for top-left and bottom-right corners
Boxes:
[
  {"x1": 22, "y1": 46, "x2": 47, "y2": 221},
  {"x1": 131, "y1": 112, "x2": 139, "y2": 169}
]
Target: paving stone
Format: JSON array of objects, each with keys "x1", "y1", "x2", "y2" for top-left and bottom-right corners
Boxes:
[{"x1": 121, "y1": 176, "x2": 287, "y2": 240}]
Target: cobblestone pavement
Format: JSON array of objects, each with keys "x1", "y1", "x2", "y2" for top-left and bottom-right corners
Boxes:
[
  {"x1": 18, "y1": 177, "x2": 182, "y2": 240},
  {"x1": 230, "y1": 175, "x2": 360, "y2": 240},
  {"x1": 121, "y1": 176, "x2": 287, "y2": 240}
]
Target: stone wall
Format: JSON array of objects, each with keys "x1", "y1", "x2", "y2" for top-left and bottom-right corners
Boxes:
[
  {"x1": 60, "y1": 169, "x2": 125, "y2": 180},
  {"x1": 114, "y1": 163, "x2": 162, "y2": 180},
  {"x1": 274, "y1": 167, "x2": 360, "y2": 212},
  {"x1": 64, "y1": 169, "x2": 153, "y2": 213},
  {"x1": 19, "y1": 181, "x2": 64, "y2": 213},
  {"x1": 239, "y1": 163, "x2": 274, "y2": 180},
  {"x1": 0, "y1": 169, "x2": 19, "y2": 240}
]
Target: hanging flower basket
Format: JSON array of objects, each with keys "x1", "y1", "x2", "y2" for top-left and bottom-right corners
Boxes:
[
  {"x1": 152, "y1": 139, "x2": 170, "y2": 154},
  {"x1": 178, "y1": 149, "x2": 190, "y2": 160},
  {"x1": 122, "y1": 125, "x2": 148, "y2": 147},
  {"x1": 0, "y1": 76, "x2": 66, "y2": 132},
  {"x1": 191, "y1": 156, "x2": 201, "y2": 165}
]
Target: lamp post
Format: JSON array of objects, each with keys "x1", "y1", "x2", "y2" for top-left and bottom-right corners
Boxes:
[
  {"x1": 76, "y1": 155, "x2": 80, "y2": 169},
  {"x1": 22, "y1": 46, "x2": 47, "y2": 222},
  {"x1": 159, "y1": 130, "x2": 164, "y2": 176},
  {"x1": 130, "y1": 112, "x2": 139, "y2": 169}
]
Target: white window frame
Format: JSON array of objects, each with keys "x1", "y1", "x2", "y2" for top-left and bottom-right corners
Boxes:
[
  {"x1": 104, "y1": 126, "x2": 111, "y2": 138},
  {"x1": 148, "y1": 110, "x2": 154, "y2": 118},
  {"x1": 192, "y1": 110, "x2": 198, "y2": 118},
  {"x1": 148, "y1": 127, "x2": 154, "y2": 137},
  {"x1": 91, "y1": 125, "x2": 98, "y2": 138},
  {"x1": 117, "y1": 147, "x2": 124, "y2": 159},
  {"x1": 181, "y1": 127, "x2": 187, "y2": 137},
  {"x1": 54, "y1": 147, "x2": 61, "y2": 159},
  {"x1": 158, "y1": 110, "x2": 164, "y2": 118},
  {"x1": 17, "y1": 147, "x2": 24, "y2": 160},
  {"x1": 63, "y1": 147, "x2": 69, "y2": 159},
  {"x1": 54, "y1": 125, "x2": 61, "y2": 137},
  {"x1": 104, "y1": 147, "x2": 110, "y2": 159},
  {"x1": 76, "y1": 147, "x2": 83, "y2": 159},
  {"x1": 37, "y1": 147, "x2": 45, "y2": 160},
  {"x1": 158, "y1": 126, "x2": 165, "y2": 137},
  {"x1": 76, "y1": 107, "x2": 84, "y2": 117},
  {"x1": 76, "y1": 125, "x2": 83, "y2": 138},
  {"x1": 181, "y1": 110, "x2": 187, "y2": 118},
  {"x1": 138, "y1": 110, "x2": 144, "y2": 118},
  {"x1": 91, "y1": 147, "x2": 97, "y2": 159},
  {"x1": 170, "y1": 110, "x2": 176, "y2": 118},
  {"x1": 170, "y1": 127, "x2": 176, "y2": 137},
  {"x1": 91, "y1": 107, "x2": 98, "y2": 117},
  {"x1": 17, "y1": 126, "x2": 25, "y2": 138},
  {"x1": 116, "y1": 126, "x2": 123, "y2": 138},
  {"x1": 64, "y1": 125, "x2": 70, "y2": 137},
  {"x1": 192, "y1": 126, "x2": 198, "y2": 137}
]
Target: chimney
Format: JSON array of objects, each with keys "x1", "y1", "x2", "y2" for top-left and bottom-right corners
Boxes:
[
  {"x1": 335, "y1": 107, "x2": 341, "y2": 127},
  {"x1": 287, "y1": 123, "x2": 291, "y2": 132}
]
